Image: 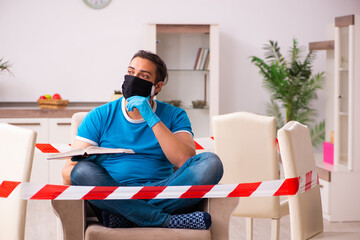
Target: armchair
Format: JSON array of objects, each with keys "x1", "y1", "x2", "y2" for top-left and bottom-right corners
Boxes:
[{"x1": 51, "y1": 112, "x2": 238, "y2": 240}]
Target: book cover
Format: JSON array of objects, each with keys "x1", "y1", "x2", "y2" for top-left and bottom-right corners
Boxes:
[
  {"x1": 204, "y1": 52, "x2": 210, "y2": 70},
  {"x1": 193, "y1": 48, "x2": 202, "y2": 70},
  {"x1": 196, "y1": 48, "x2": 205, "y2": 70},
  {"x1": 204, "y1": 51, "x2": 211, "y2": 70},
  {"x1": 201, "y1": 48, "x2": 209, "y2": 70},
  {"x1": 47, "y1": 146, "x2": 134, "y2": 160}
]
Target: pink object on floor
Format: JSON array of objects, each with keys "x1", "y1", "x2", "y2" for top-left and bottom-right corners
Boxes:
[{"x1": 323, "y1": 142, "x2": 334, "y2": 165}]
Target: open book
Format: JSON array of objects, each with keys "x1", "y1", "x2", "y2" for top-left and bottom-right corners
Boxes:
[{"x1": 47, "y1": 146, "x2": 134, "y2": 160}]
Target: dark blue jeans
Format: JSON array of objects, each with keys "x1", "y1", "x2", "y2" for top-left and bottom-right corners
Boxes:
[{"x1": 70, "y1": 152, "x2": 223, "y2": 227}]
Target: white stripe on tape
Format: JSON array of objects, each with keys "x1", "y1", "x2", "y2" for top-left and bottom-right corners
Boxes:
[
  {"x1": 250, "y1": 179, "x2": 284, "y2": 197},
  {"x1": 194, "y1": 137, "x2": 215, "y2": 152},
  {"x1": 154, "y1": 185, "x2": 192, "y2": 199},
  {"x1": 52, "y1": 144, "x2": 71, "y2": 154},
  {"x1": 106, "y1": 186, "x2": 144, "y2": 200},
  {"x1": 56, "y1": 186, "x2": 94, "y2": 200},
  {"x1": 203, "y1": 184, "x2": 238, "y2": 198},
  {"x1": 8, "y1": 182, "x2": 45, "y2": 199}
]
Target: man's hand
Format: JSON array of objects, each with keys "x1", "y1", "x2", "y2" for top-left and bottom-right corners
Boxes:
[{"x1": 126, "y1": 96, "x2": 160, "y2": 128}]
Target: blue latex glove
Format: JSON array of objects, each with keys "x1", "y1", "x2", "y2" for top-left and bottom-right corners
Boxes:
[
  {"x1": 71, "y1": 154, "x2": 113, "y2": 165},
  {"x1": 126, "y1": 96, "x2": 160, "y2": 128}
]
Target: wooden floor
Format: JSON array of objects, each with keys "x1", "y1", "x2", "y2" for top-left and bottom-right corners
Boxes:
[
  {"x1": 25, "y1": 200, "x2": 360, "y2": 240},
  {"x1": 229, "y1": 215, "x2": 360, "y2": 240}
]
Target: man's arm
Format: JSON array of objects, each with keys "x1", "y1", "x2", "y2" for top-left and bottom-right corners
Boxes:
[
  {"x1": 126, "y1": 96, "x2": 196, "y2": 168},
  {"x1": 62, "y1": 139, "x2": 92, "y2": 185},
  {"x1": 152, "y1": 121, "x2": 196, "y2": 168}
]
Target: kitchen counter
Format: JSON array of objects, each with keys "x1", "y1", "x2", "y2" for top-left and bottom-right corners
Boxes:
[{"x1": 0, "y1": 102, "x2": 106, "y2": 118}]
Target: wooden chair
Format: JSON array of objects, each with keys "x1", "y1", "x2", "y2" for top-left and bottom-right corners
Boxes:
[
  {"x1": 277, "y1": 121, "x2": 360, "y2": 239},
  {"x1": 212, "y1": 112, "x2": 289, "y2": 240},
  {"x1": 0, "y1": 123, "x2": 37, "y2": 240},
  {"x1": 51, "y1": 112, "x2": 238, "y2": 240}
]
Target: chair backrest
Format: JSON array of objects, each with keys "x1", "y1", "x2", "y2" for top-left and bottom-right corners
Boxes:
[
  {"x1": 212, "y1": 112, "x2": 281, "y2": 218},
  {"x1": 277, "y1": 121, "x2": 323, "y2": 240},
  {"x1": 71, "y1": 112, "x2": 88, "y2": 142},
  {"x1": 0, "y1": 123, "x2": 37, "y2": 240}
]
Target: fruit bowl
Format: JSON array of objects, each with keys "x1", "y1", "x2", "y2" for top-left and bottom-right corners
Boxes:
[{"x1": 37, "y1": 99, "x2": 69, "y2": 109}]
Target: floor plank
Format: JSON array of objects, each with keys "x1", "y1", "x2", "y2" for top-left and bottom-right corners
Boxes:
[{"x1": 229, "y1": 216, "x2": 360, "y2": 240}]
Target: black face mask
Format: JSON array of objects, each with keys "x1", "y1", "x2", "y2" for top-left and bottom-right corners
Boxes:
[{"x1": 122, "y1": 75, "x2": 155, "y2": 99}]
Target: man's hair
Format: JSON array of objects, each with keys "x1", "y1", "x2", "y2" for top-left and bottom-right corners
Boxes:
[{"x1": 131, "y1": 50, "x2": 168, "y2": 85}]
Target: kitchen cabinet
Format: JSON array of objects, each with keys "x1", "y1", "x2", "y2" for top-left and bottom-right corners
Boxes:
[{"x1": 0, "y1": 118, "x2": 49, "y2": 142}]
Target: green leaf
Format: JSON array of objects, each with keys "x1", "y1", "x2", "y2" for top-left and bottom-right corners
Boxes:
[
  {"x1": 264, "y1": 40, "x2": 285, "y2": 63},
  {"x1": 0, "y1": 57, "x2": 13, "y2": 75},
  {"x1": 266, "y1": 99, "x2": 284, "y2": 130},
  {"x1": 310, "y1": 120, "x2": 325, "y2": 148}
]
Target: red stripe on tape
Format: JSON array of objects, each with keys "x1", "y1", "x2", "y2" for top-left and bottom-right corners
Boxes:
[
  {"x1": 274, "y1": 177, "x2": 299, "y2": 196},
  {"x1": 275, "y1": 138, "x2": 280, "y2": 152},
  {"x1": 317, "y1": 174, "x2": 319, "y2": 185},
  {"x1": 31, "y1": 184, "x2": 69, "y2": 200},
  {"x1": 131, "y1": 186, "x2": 167, "y2": 199},
  {"x1": 82, "y1": 186, "x2": 118, "y2": 200},
  {"x1": 194, "y1": 141, "x2": 204, "y2": 150},
  {"x1": 0, "y1": 181, "x2": 21, "y2": 198},
  {"x1": 227, "y1": 182, "x2": 262, "y2": 197},
  {"x1": 305, "y1": 171, "x2": 312, "y2": 191},
  {"x1": 180, "y1": 185, "x2": 214, "y2": 199},
  {"x1": 36, "y1": 143, "x2": 60, "y2": 153},
  {"x1": 210, "y1": 136, "x2": 214, "y2": 140}
]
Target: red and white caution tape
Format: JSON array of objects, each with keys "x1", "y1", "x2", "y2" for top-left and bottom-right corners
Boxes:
[
  {"x1": 4, "y1": 138, "x2": 317, "y2": 200},
  {"x1": 35, "y1": 137, "x2": 215, "y2": 154},
  {"x1": 0, "y1": 170, "x2": 318, "y2": 200},
  {"x1": 35, "y1": 143, "x2": 71, "y2": 154}
]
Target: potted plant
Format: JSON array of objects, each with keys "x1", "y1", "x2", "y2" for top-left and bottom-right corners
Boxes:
[
  {"x1": 0, "y1": 57, "x2": 12, "y2": 74},
  {"x1": 251, "y1": 39, "x2": 325, "y2": 147}
]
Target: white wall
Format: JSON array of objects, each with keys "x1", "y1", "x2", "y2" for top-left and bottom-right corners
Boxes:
[{"x1": 0, "y1": 0, "x2": 359, "y2": 121}]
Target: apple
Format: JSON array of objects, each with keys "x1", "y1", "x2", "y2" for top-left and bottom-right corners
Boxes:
[
  {"x1": 44, "y1": 94, "x2": 52, "y2": 99},
  {"x1": 39, "y1": 95, "x2": 46, "y2": 99},
  {"x1": 53, "y1": 93, "x2": 62, "y2": 100}
]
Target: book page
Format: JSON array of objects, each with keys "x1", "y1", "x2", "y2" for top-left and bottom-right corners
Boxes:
[
  {"x1": 85, "y1": 146, "x2": 134, "y2": 155},
  {"x1": 47, "y1": 146, "x2": 134, "y2": 160}
]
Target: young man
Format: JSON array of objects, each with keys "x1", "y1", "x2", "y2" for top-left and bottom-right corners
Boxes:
[{"x1": 62, "y1": 50, "x2": 223, "y2": 229}]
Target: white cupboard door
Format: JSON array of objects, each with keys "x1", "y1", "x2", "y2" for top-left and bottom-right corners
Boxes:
[
  {"x1": 48, "y1": 118, "x2": 72, "y2": 144},
  {"x1": 0, "y1": 118, "x2": 49, "y2": 143}
]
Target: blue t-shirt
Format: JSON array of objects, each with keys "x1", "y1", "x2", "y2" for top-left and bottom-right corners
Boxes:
[{"x1": 76, "y1": 97, "x2": 193, "y2": 185}]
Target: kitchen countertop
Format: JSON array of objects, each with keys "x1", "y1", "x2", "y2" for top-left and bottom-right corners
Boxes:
[{"x1": 0, "y1": 102, "x2": 106, "y2": 118}]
